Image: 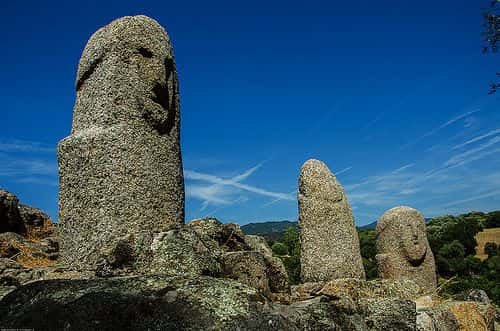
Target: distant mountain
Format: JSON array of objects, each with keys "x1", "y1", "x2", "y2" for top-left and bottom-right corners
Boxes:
[
  {"x1": 241, "y1": 221, "x2": 297, "y2": 241},
  {"x1": 242, "y1": 220, "x2": 376, "y2": 241},
  {"x1": 358, "y1": 221, "x2": 377, "y2": 230}
]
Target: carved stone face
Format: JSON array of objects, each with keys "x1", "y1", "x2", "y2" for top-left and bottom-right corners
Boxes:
[
  {"x1": 400, "y1": 216, "x2": 427, "y2": 265},
  {"x1": 73, "y1": 15, "x2": 178, "y2": 135}
]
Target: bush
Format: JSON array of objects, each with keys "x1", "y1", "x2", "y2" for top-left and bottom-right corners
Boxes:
[
  {"x1": 484, "y1": 242, "x2": 498, "y2": 258},
  {"x1": 271, "y1": 226, "x2": 301, "y2": 285},
  {"x1": 271, "y1": 242, "x2": 288, "y2": 256}
]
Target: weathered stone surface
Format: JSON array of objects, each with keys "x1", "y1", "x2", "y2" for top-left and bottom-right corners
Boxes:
[
  {"x1": 266, "y1": 256, "x2": 290, "y2": 294},
  {"x1": 18, "y1": 204, "x2": 55, "y2": 240},
  {"x1": 318, "y1": 278, "x2": 422, "y2": 301},
  {"x1": 0, "y1": 275, "x2": 292, "y2": 331},
  {"x1": 298, "y1": 159, "x2": 365, "y2": 282},
  {"x1": 416, "y1": 308, "x2": 459, "y2": 331},
  {"x1": 245, "y1": 234, "x2": 274, "y2": 257},
  {"x1": 290, "y1": 278, "x2": 421, "y2": 305},
  {"x1": 467, "y1": 289, "x2": 491, "y2": 305},
  {"x1": 188, "y1": 218, "x2": 250, "y2": 253},
  {"x1": 0, "y1": 232, "x2": 58, "y2": 264},
  {"x1": 360, "y1": 298, "x2": 416, "y2": 331},
  {"x1": 443, "y1": 301, "x2": 496, "y2": 331},
  {"x1": 279, "y1": 296, "x2": 366, "y2": 330},
  {"x1": 0, "y1": 258, "x2": 49, "y2": 299},
  {"x1": 221, "y1": 251, "x2": 271, "y2": 295},
  {"x1": 290, "y1": 282, "x2": 326, "y2": 302},
  {"x1": 149, "y1": 226, "x2": 220, "y2": 277},
  {"x1": 376, "y1": 206, "x2": 437, "y2": 293},
  {"x1": 58, "y1": 15, "x2": 184, "y2": 271},
  {"x1": 0, "y1": 189, "x2": 24, "y2": 234}
]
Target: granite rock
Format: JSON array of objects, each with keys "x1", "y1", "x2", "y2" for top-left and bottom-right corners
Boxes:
[
  {"x1": 376, "y1": 206, "x2": 437, "y2": 293},
  {"x1": 149, "y1": 225, "x2": 221, "y2": 277},
  {"x1": 245, "y1": 234, "x2": 274, "y2": 257},
  {"x1": 58, "y1": 15, "x2": 184, "y2": 271},
  {"x1": 298, "y1": 159, "x2": 365, "y2": 282},
  {"x1": 0, "y1": 189, "x2": 24, "y2": 234}
]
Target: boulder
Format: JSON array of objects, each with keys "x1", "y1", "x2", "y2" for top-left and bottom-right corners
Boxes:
[
  {"x1": 150, "y1": 226, "x2": 220, "y2": 277},
  {"x1": 416, "y1": 308, "x2": 459, "y2": 331},
  {"x1": 188, "y1": 218, "x2": 250, "y2": 253},
  {"x1": 0, "y1": 258, "x2": 48, "y2": 299},
  {"x1": 443, "y1": 301, "x2": 496, "y2": 331},
  {"x1": 467, "y1": 289, "x2": 491, "y2": 305},
  {"x1": 221, "y1": 251, "x2": 271, "y2": 295},
  {"x1": 0, "y1": 275, "x2": 292, "y2": 331},
  {"x1": 360, "y1": 298, "x2": 416, "y2": 331},
  {"x1": 245, "y1": 235, "x2": 274, "y2": 257},
  {"x1": 0, "y1": 189, "x2": 25, "y2": 234},
  {"x1": 18, "y1": 204, "x2": 55, "y2": 240}
]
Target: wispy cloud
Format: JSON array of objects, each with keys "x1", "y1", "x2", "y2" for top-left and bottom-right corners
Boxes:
[
  {"x1": 0, "y1": 158, "x2": 57, "y2": 177},
  {"x1": 444, "y1": 136, "x2": 500, "y2": 168},
  {"x1": 443, "y1": 189, "x2": 500, "y2": 208},
  {"x1": 0, "y1": 140, "x2": 55, "y2": 153},
  {"x1": 334, "y1": 166, "x2": 352, "y2": 176},
  {"x1": 400, "y1": 109, "x2": 481, "y2": 149},
  {"x1": 0, "y1": 139, "x2": 58, "y2": 186},
  {"x1": 422, "y1": 109, "x2": 481, "y2": 138},
  {"x1": 185, "y1": 163, "x2": 294, "y2": 210},
  {"x1": 452, "y1": 128, "x2": 500, "y2": 150}
]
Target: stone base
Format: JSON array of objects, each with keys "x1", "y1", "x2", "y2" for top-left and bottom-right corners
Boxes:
[{"x1": 58, "y1": 124, "x2": 184, "y2": 270}]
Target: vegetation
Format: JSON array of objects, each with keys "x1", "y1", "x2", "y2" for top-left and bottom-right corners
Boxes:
[
  {"x1": 264, "y1": 210, "x2": 500, "y2": 304},
  {"x1": 482, "y1": 0, "x2": 499, "y2": 93}
]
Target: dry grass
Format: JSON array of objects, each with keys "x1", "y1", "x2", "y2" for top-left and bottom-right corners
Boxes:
[
  {"x1": 25, "y1": 218, "x2": 54, "y2": 242},
  {"x1": 0, "y1": 238, "x2": 55, "y2": 268}
]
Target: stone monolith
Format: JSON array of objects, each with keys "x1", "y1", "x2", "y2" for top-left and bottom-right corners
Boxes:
[
  {"x1": 376, "y1": 206, "x2": 437, "y2": 293},
  {"x1": 298, "y1": 159, "x2": 365, "y2": 282},
  {"x1": 58, "y1": 15, "x2": 184, "y2": 270}
]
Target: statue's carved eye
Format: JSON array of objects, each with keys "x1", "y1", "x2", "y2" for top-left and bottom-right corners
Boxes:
[{"x1": 138, "y1": 47, "x2": 153, "y2": 58}]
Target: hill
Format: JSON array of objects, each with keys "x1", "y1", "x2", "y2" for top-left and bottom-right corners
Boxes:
[
  {"x1": 242, "y1": 220, "x2": 378, "y2": 239},
  {"x1": 241, "y1": 221, "x2": 297, "y2": 241}
]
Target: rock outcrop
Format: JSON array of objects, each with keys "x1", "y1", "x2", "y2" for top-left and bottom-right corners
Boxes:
[
  {"x1": 58, "y1": 15, "x2": 184, "y2": 271},
  {"x1": 0, "y1": 274, "x2": 421, "y2": 331},
  {"x1": 298, "y1": 159, "x2": 365, "y2": 282},
  {"x1": 0, "y1": 189, "x2": 24, "y2": 234},
  {"x1": 376, "y1": 206, "x2": 437, "y2": 293},
  {"x1": 0, "y1": 189, "x2": 58, "y2": 298}
]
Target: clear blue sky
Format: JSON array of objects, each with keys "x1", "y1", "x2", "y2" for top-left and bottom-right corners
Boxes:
[{"x1": 1, "y1": 0, "x2": 499, "y2": 226}]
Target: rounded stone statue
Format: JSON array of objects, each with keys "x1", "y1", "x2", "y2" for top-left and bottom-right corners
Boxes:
[
  {"x1": 298, "y1": 159, "x2": 365, "y2": 282},
  {"x1": 376, "y1": 206, "x2": 437, "y2": 293},
  {"x1": 58, "y1": 16, "x2": 184, "y2": 270}
]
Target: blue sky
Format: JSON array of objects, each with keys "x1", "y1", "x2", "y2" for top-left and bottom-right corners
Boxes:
[{"x1": 1, "y1": 0, "x2": 499, "y2": 226}]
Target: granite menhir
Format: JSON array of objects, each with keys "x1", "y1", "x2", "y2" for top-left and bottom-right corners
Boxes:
[
  {"x1": 298, "y1": 159, "x2": 365, "y2": 282},
  {"x1": 376, "y1": 206, "x2": 437, "y2": 293},
  {"x1": 58, "y1": 16, "x2": 184, "y2": 270}
]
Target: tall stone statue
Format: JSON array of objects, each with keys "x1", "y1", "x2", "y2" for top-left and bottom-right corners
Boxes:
[
  {"x1": 298, "y1": 159, "x2": 365, "y2": 282},
  {"x1": 58, "y1": 16, "x2": 184, "y2": 270},
  {"x1": 376, "y1": 206, "x2": 437, "y2": 293}
]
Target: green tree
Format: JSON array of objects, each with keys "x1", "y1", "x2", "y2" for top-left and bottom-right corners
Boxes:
[
  {"x1": 271, "y1": 242, "x2": 288, "y2": 256},
  {"x1": 282, "y1": 226, "x2": 300, "y2": 255},
  {"x1": 484, "y1": 211, "x2": 500, "y2": 228},
  {"x1": 358, "y1": 229, "x2": 378, "y2": 279},
  {"x1": 484, "y1": 242, "x2": 498, "y2": 258},
  {"x1": 275, "y1": 226, "x2": 301, "y2": 285},
  {"x1": 437, "y1": 240, "x2": 466, "y2": 276}
]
